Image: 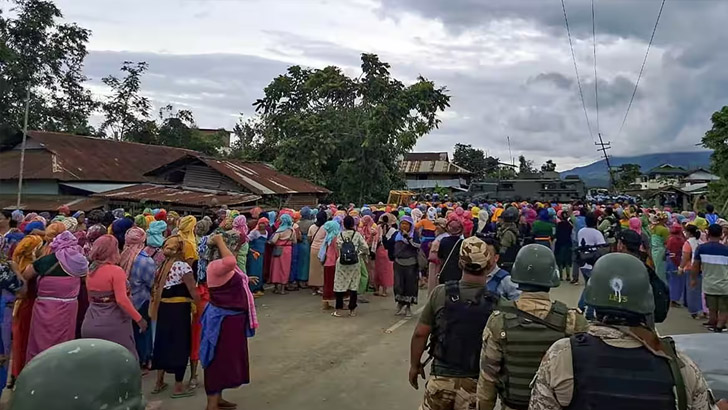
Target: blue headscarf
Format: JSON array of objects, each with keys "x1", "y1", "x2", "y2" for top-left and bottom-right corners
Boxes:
[
  {"x1": 146, "y1": 220, "x2": 168, "y2": 248},
  {"x1": 317, "y1": 220, "x2": 341, "y2": 262},
  {"x1": 395, "y1": 215, "x2": 416, "y2": 242},
  {"x1": 361, "y1": 207, "x2": 372, "y2": 216},
  {"x1": 23, "y1": 221, "x2": 45, "y2": 234},
  {"x1": 112, "y1": 217, "x2": 134, "y2": 249},
  {"x1": 268, "y1": 211, "x2": 277, "y2": 225},
  {"x1": 300, "y1": 206, "x2": 312, "y2": 220},
  {"x1": 276, "y1": 214, "x2": 294, "y2": 233},
  {"x1": 538, "y1": 209, "x2": 551, "y2": 222}
]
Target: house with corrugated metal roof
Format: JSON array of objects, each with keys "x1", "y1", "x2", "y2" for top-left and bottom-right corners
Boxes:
[
  {"x1": 0, "y1": 131, "x2": 329, "y2": 211},
  {"x1": 400, "y1": 152, "x2": 473, "y2": 193}
]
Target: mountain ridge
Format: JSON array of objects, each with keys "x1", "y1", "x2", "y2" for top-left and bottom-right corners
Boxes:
[{"x1": 561, "y1": 151, "x2": 712, "y2": 187}]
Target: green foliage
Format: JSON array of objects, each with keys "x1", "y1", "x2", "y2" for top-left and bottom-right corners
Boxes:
[
  {"x1": 702, "y1": 106, "x2": 728, "y2": 211},
  {"x1": 452, "y1": 143, "x2": 500, "y2": 180},
  {"x1": 518, "y1": 155, "x2": 536, "y2": 174},
  {"x1": 0, "y1": 0, "x2": 96, "y2": 134},
  {"x1": 99, "y1": 61, "x2": 151, "y2": 141},
  {"x1": 614, "y1": 163, "x2": 642, "y2": 191},
  {"x1": 540, "y1": 160, "x2": 557, "y2": 172},
  {"x1": 248, "y1": 54, "x2": 450, "y2": 203},
  {"x1": 433, "y1": 183, "x2": 448, "y2": 198}
]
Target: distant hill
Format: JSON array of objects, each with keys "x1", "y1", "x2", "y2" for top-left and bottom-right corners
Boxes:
[{"x1": 561, "y1": 151, "x2": 713, "y2": 187}]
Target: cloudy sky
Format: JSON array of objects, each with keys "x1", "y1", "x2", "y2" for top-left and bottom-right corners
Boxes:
[{"x1": 47, "y1": 0, "x2": 726, "y2": 170}]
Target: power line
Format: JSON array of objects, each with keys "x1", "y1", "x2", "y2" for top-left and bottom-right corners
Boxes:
[
  {"x1": 560, "y1": 0, "x2": 594, "y2": 142},
  {"x1": 616, "y1": 0, "x2": 667, "y2": 139},
  {"x1": 591, "y1": 0, "x2": 600, "y2": 134}
]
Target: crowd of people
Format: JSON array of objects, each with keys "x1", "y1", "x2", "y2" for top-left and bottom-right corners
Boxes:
[{"x1": 1, "y1": 198, "x2": 727, "y2": 409}]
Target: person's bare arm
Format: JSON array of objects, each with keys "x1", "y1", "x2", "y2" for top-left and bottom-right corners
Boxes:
[
  {"x1": 409, "y1": 323, "x2": 431, "y2": 390},
  {"x1": 182, "y1": 270, "x2": 200, "y2": 304},
  {"x1": 22, "y1": 264, "x2": 38, "y2": 281},
  {"x1": 211, "y1": 234, "x2": 233, "y2": 259}
]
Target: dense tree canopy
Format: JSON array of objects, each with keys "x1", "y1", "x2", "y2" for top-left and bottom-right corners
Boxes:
[
  {"x1": 240, "y1": 54, "x2": 450, "y2": 202},
  {"x1": 0, "y1": 0, "x2": 96, "y2": 134},
  {"x1": 614, "y1": 163, "x2": 642, "y2": 190},
  {"x1": 540, "y1": 160, "x2": 557, "y2": 172},
  {"x1": 702, "y1": 106, "x2": 728, "y2": 212},
  {"x1": 518, "y1": 155, "x2": 536, "y2": 174},
  {"x1": 452, "y1": 143, "x2": 501, "y2": 180}
]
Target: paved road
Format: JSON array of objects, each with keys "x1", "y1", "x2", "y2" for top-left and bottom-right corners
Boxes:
[{"x1": 2, "y1": 281, "x2": 709, "y2": 409}]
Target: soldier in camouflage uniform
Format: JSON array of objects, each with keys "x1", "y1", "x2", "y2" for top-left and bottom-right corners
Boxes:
[
  {"x1": 477, "y1": 244, "x2": 588, "y2": 410},
  {"x1": 411, "y1": 236, "x2": 499, "y2": 410},
  {"x1": 10, "y1": 338, "x2": 145, "y2": 410},
  {"x1": 530, "y1": 253, "x2": 728, "y2": 410}
]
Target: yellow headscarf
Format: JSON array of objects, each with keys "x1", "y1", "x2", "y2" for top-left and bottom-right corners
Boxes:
[
  {"x1": 13, "y1": 235, "x2": 44, "y2": 272},
  {"x1": 178, "y1": 215, "x2": 199, "y2": 261},
  {"x1": 471, "y1": 206, "x2": 480, "y2": 218}
]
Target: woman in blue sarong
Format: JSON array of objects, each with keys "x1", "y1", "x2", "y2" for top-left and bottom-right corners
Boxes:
[{"x1": 246, "y1": 218, "x2": 269, "y2": 297}]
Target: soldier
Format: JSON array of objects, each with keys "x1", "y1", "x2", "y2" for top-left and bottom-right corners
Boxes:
[
  {"x1": 410, "y1": 236, "x2": 500, "y2": 410},
  {"x1": 10, "y1": 338, "x2": 145, "y2": 410},
  {"x1": 498, "y1": 207, "x2": 521, "y2": 272},
  {"x1": 529, "y1": 253, "x2": 728, "y2": 410},
  {"x1": 477, "y1": 244, "x2": 588, "y2": 410}
]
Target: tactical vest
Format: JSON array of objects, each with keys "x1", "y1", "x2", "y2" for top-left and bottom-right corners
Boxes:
[
  {"x1": 498, "y1": 300, "x2": 568, "y2": 410},
  {"x1": 567, "y1": 333, "x2": 679, "y2": 410},
  {"x1": 430, "y1": 281, "x2": 498, "y2": 375}
]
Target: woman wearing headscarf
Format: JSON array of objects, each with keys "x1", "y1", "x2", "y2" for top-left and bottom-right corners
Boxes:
[
  {"x1": 307, "y1": 211, "x2": 328, "y2": 296},
  {"x1": 121, "y1": 227, "x2": 157, "y2": 369},
  {"x1": 393, "y1": 215, "x2": 420, "y2": 317},
  {"x1": 134, "y1": 214, "x2": 148, "y2": 231},
  {"x1": 268, "y1": 214, "x2": 297, "y2": 295},
  {"x1": 166, "y1": 211, "x2": 180, "y2": 236},
  {"x1": 666, "y1": 223, "x2": 687, "y2": 308},
  {"x1": 554, "y1": 211, "x2": 573, "y2": 282},
  {"x1": 296, "y1": 207, "x2": 315, "y2": 289},
  {"x1": 150, "y1": 235, "x2": 200, "y2": 398},
  {"x1": 200, "y1": 234, "x2": 259, "y2": 410},
  {"x1": 22, "y1": 231, "x2": 88, "y2": 362},
  {"x1": 650, "y1": 212, "x2": 670, "y2": 283},
  {"x1": 0, "y1": 257, "x2": 22, "y2": 395},
  {"x1": 82, "y1": 234, "x2": 146, "y2": 360},
  {"x1": 629, "y1": 217, "x2": 651, "y2": 253},
  {"x1": 331, "y1": 216, "x2": 369, "y2": 318},
  {"x1": 374, "y1": 213, "x2": 396, "y2": 297},
  {"x1": 233, "y1": 215, "x2": 250, "y2": 274},
  {"x1": 41, "y1": 222, "x2": 66, "y2": 256},
  {"x1": 177, "y1": 215, "x2": 199, "y2": 265},
  {"x1": 10, "y1": 234, "x2": 43, "y2": 381},
  {"x1": 680, "y1": 224, "x2": 706, "y2": 319},
  {"x1": 318, "y1": 220, "x2": 340, "y2": 310},
  {"x1": 532, "y1": 208, "x2": 555, "y2": 248},
  {"x1": 144, "y1": 220, "x2": 168, "y2": 268},
  {"x1": 357, "y1": 215, "x2": 378, "y2": 300},
  {"x1": 112, "y1": 217, "x2": 134, "y2": 250},
  {"x1": 196, "y1": 216, "x2": 214, "y2": 240},
  {"x1": 437, "y1": 219, "x2": 465, "y2": 284},
  {"x1": 426, "y1": 218, "x2": 448, "y2": 294},
  {"x1": 246, "y1": 218, "x2": 269, "y2": 297}
]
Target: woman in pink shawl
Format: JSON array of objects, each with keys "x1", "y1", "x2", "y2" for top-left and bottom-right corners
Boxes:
[
  {"x1": 629, "y1": 217, "x2": 651, "y2": 252},
  {"x1": 22, "y1": 231, "x2": 88, "y2": 362}
]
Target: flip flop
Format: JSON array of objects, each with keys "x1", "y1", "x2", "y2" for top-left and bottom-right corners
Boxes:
[
  {"x1": 151, "y1": 383, "x2": 169, "y2": 395},
  {"x1": 171, "y1": 389, "x2": 196, "y2": 399},
  {"x1": 188, "y1": 378, "x2": 199, "y2": 390},
  {"x1": 331, "y1": 312, "x2": 345, "y2": 318}
]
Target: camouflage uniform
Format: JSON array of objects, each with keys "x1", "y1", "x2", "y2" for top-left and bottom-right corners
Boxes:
[
  {"x1": 529, "y1": 325, "x2": 719, "y2": 410},
  {"x1": 418, "y1": 236, "x2": 494, "y2": 410},
  {"x1": 476, "y1": 293, "x2": 588, "y2": 410}
]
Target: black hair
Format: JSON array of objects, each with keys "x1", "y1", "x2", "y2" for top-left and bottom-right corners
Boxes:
[
  {"x1": 604, "y1": 207, "x2": 614, "y2": 216},
  {"x1": 481, "y1": 235, "x2": 501, "y2": 254},
  {"x1": 698, "y1": 212, "x2": 706, "y2": 218},
  {"x1": 315, "y1": 211, "x2": 327, "y2": 227},
  {"x1": 585, "y1": 212, "x2": 598, "y2": 228},
  {"x1": 685, "y1": 224, "x2": 701, "y2": 239},
  {"x1": 707, "y1": 204, "x2": 715, "y2": 213},
  {"x1": 708, "y1": 223, "x2": 723, "y2": 238},
  {"x1": 1, "y1": 211, "x2": 11, "y2": 220},
  {"x1": 343, "y1": 215, "x2": 355, "y2": 230}
]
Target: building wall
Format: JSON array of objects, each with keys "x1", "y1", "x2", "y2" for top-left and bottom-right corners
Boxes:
[{"x1": 0, "y1": 179, "x2": 59, "y2": 195}]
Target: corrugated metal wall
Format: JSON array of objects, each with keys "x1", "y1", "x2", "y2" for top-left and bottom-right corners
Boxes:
[{"x1": 183, "y1": 165, "x2": 241, "y2": 191}]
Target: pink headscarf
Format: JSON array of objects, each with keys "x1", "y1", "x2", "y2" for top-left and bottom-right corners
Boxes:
[
  {"x1": 50, "y1": 231, "x2": 89, "y2": 277},
  {"x1": 89, "y1": 235, "x2": 121, "y2": 268},
  {"x1": 358, "y1": 215, "x2": 375, "y2": 244},
  {"x1": 629, "y1": 217, "x2": 642, "y2": 235},
  {"x1": 233, "y1": 215, "x2": 249, "y2": 243},
  {"x1": 119, "y1": 227, "x2": 146, "y2": 275}
]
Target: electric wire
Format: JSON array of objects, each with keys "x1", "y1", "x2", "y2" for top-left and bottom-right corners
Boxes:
[{"x1": 560, "y1": 0, "x2": 594, "y2": 142}]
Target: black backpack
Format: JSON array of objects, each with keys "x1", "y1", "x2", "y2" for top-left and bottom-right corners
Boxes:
[{"x1": 340, "y1": 233, "x2": 359, "y2": 265}]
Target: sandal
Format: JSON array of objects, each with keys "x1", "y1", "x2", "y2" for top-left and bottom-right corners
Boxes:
[
  {"x1": 331, "y1": 312, "x2": 345, "y2": 318},
  {"x1": 171, "y1": 389, "x2": 196, "y2": 399},
  {"x1": 349, "y1": 311, "x2": 357, "y2": 317},
  {"x1": 151, "y1": 383, "x2": 169, "y2": 395},
  {"x1": 188, "y1": 378, "x2": 199, "y2": 390}
]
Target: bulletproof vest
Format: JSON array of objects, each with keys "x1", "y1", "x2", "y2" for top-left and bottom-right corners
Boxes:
[
  {"x1": 567, "y1": 333, "x2": 677, "y2": 410},
  {"x1": 498, "y1": 300, "x2": 568, "y2": 410},
  {"x1": 499, "y1": 225, "x2": 520, "y2": 271},
  {"x1": 430, "y1": 281, "x2": 498, "y2": 375}
]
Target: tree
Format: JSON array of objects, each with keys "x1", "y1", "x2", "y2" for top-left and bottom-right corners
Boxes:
[
  {"x1": 249, "y1": 54, "x2": 450, "y2": 202},
  {"x1": 453, "y1": 144, "x2": 486, "y2": 179},
  {"x1": 518, "y1": 155, "x2": 536, "y2": 174},
  {"x1": 541, "y1": 160, "x2": 557, "y2": 172},
  {"x1": 154, "y1": 105, "x2": 226, "y2": 155},
  {"x1": 614, "y1": 163, "x2": 642, "y2": 190},
  {"x1": 99, "y1": 61, "x2": 151, "y2": 141},
  {"x1": 702, "y1": 106, "x2": 728, "y2": 212},
  {"x1": 0, "y1": 0, "x2": 96, "y2": 134}
]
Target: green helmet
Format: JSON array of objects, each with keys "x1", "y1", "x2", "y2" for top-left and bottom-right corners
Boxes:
[
  {"x1": 10, "y1": 339, "x2": 144, "y2": 410},
  {"x1": 502, "y1": 207, "x2": 519, "y2": 223},
  {"x1": 585, "y1": 253, "x2": 654, "y2": 315},
  {"x1": 511, "y1": 244, "x2": 561, "y2": 288}
]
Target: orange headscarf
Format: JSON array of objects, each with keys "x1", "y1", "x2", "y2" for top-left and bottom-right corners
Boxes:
[
  {"x1": 149, "y1": 235, "x2": 185, "y2": 320},
  {"x1": 177, "y1": 216, "x2": 198, "y2": 261},
  {"x1": 12, "y1": 235, "x2": 43, "y2": 272},
  {"x1": 42, "y1": 222, "x2": 66, "y2": 255}
]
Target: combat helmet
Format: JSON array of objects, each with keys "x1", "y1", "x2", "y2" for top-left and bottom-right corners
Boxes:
[
  {"x1": 502, "y1": 206, "x2": 519, "y2": 223},
  {"x1": 510, "y1": 244, "x2": 561, "y2": 288},
  {"x1": 585, "y1": 253, "x2": 654, "y2": 315},
  {"x1": 10, "y1": 339, "x2": 144, "y2": 410}
]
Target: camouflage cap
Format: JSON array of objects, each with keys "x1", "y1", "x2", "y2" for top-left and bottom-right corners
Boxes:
[{"x1": 458, "y1": 236, "x2": 493, "y2": 271}]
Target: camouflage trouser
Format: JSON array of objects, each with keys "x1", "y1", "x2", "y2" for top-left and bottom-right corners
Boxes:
[{"x1": 420, "y1": 376, "x2": 477, "y2": 410}]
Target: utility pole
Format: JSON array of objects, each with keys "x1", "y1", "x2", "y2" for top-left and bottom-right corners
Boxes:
[
  {"x1": 506, "y1": 136, "x2": 514, "y2": 166},
  {"x1": 16, "y1": 83, "x2": 31, "y2": 209},
  {"x1": 595, "y1": 132, "x2": 615, "y2": 190}
]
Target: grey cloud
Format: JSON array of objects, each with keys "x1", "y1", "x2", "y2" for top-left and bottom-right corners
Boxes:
[{"x1": 527, "y1": 72, "x2": 573, "y2": 89}]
